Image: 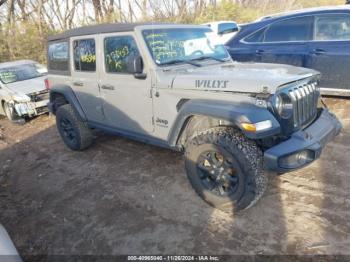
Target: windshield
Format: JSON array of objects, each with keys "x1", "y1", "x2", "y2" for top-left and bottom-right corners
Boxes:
[
  {"x1": 0, "y1": 63, "x2": 47, "y2": 84},
  {"x1": 142, "y1": 28, "x2": 231, "y2": 66}
]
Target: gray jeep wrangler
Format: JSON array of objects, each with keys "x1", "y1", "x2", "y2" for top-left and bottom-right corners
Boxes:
[{"x1": 47, "y1": 23, "x2": 342, "y2": 213}]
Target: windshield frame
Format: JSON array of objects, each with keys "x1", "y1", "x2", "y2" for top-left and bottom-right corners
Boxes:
[
  {"x1": 141, "y1": 27, "x2": 232, "y2": 67},
  {"x1": 0, "y1": 63, "x2": 47, "y2": 84}
]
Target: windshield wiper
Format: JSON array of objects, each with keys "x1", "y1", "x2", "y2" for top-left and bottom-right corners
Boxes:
[
  {"x1": 190, "y1": 55, "x2": 230, "y2": 63},
  {"x1": 160, "y1": 59, "x2": 201, "y2": 67}
]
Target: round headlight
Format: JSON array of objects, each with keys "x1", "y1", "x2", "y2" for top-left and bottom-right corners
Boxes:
[
  {"x1": 274, "y1": 94, "x2": 293, "y2": 119},
  {"x1": 275, "y1": 94, "x2": 283, "y2": 115}
]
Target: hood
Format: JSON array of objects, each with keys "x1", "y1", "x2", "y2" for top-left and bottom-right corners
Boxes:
[
  {"x1": 6, "y1": 76, "x2": 46, "y2": 95},
  {"x1": 170, "y1": 62, "x2": 319, "y2": 94}
]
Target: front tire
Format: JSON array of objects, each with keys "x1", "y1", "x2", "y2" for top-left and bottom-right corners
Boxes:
[
  {"x1": 3, "y1": 102, "x2": 21, "y2": 122},
  {"x1": 185, "y1": 127, "x2": 267, "y2": 213},
  {"x1": 56, "y1": 104, "x2": 93, "y2": 151}
]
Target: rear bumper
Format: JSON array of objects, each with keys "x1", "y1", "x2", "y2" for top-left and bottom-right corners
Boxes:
[{"x1": 264, "y1": 109, "x2": 342, "y2": 173}]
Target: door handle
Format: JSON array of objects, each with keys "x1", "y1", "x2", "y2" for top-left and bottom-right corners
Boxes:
[
  {"x1": 101, "y1": 84, "x2": 115, "y2": 90},
  {"x1": 256, "y1": 49, "x2": 265, "y2": 55},
  {"x1": 310, "y1": 49, "x2": 326, "y2": 55},
  {"x1": 73, "y1": 81, "x2": 84, "y2": 87}
]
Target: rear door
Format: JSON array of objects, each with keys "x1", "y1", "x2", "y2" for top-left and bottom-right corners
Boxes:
[
  {"x1": 306, "y1": 14, "x2": 350, "y2": 90},
  {"x1": 253, "y1": 16, "x2": 313, "y2": 67},
  {"x1": 70, "y1": 36, "x2": 104, "y2": 123}
]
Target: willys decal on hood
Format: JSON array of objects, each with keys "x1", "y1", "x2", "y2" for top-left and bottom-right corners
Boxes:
[{"x1": 170, "y1": 62, "x2": 319, "y2": 94}]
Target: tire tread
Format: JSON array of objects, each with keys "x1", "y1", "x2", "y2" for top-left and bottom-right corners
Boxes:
[
  {"x1": 185, "y1": 126, "x2": 268, "y2": 212},
  {"x1": 56, "y1": 104, "x2": 93, "y2": 151}
]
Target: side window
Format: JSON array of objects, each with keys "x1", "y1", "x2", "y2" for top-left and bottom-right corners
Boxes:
[
  {"x1": 48, "y1": 41, "x2": 69, "y2": 71},
  {"x1": 264, "y1": 16, "x2": 313, "y2": 42},
  {"x1": 315, "y1": 14, "x2": 350, "y2": 41},
  {"x1": 73, "y1": 39, "x2": 96, "y2": 72},
  {"x1": 104, "y1": 36, "x2": 140, "y2": 73},
  {"x1": 244, "y1": 28, "x2": 266, "y2": 43}
]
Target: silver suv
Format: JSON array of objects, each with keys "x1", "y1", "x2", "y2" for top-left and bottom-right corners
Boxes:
[{"x1": 47, "y1": 23, "x2": 341, "y2": 213}]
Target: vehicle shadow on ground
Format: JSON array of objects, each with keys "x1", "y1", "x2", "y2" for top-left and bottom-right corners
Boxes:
[
  {"x1": 0, "y1": 99, "x2": 348, "y2": 258},
  {"x1": 0, "y1": 116, "x2": 289, "y2": 258}
]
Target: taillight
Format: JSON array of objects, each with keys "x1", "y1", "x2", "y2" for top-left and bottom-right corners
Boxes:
[{"x1": 44, "y1": 78, "x2": 50, "y2": 90}]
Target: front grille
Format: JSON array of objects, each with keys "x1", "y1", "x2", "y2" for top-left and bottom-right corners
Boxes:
[
  {"x1": 288, "y1": 82, "x2": 319, "y2": 128},
  {"x1": 29, "y1": 90, "x2": 49, "y2": 102}
]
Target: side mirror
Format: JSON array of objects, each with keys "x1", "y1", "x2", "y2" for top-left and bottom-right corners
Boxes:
[
  {"x1": 218, "y1": 22, "x2": 239, "y2": 35},
  {"x1": 126, "y1": 55, "x2": 147, "y2": 79}
]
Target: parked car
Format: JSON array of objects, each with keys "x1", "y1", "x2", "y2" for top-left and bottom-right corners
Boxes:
[
  {"x1": 226, "y1": 5, "x2": 350, "y2": 96},
  {"x1": 0, "y1": 60, "x2": 49, "y2": 122},
  {"x1": 202, "y1": 21, "x2": 239, "y2": 45},
  {"x1": 47, "y1": 23, "x2": 340, "y2": 213}
]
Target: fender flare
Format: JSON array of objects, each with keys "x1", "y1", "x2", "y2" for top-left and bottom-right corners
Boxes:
[
  {"x1": 48, "y1": 85, "x2": 87, "y2": 121},
  {"x1": 168, "y1": 99, "x2": 281, "y2": 147}
]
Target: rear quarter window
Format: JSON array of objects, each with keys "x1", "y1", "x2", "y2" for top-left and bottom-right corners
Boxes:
[{"x1": 48, "y1": 41, "x2": 69, "y2": 72}]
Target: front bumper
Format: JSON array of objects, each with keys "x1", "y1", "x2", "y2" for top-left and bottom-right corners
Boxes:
[
  {"x1": 14, "y1": 99, "x2": 49, "y2": 117},
  {"x1": 264, "y1": 109, "x2": 342, "y2": 173}
]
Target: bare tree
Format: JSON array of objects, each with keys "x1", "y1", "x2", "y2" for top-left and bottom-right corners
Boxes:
[
  {"x1": 17, "y1": 0, "x2": 29, "y2": 21},
  {"x1": 6, "y1": 0, "x2": 15, "y2": 24},
  {"x1": 91, "y1": 0, "x2": 102, "y2": 22},
  {"x1": 0, "y1": 0, "x2": 340, "y2": 63}
]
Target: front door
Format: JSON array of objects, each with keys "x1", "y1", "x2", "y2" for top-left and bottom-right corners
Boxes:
[
  {"x1": 306, "y1": 14, "x2": 350, "y2": 90},
  {"x1": 98, "y1": 33, "x2": 154, "y2": 135},
  {"x1": 255, "y1": 42, "x2": 308, "y2": 67},
  {"x1": 70, "y1": 36, "x2": 104, "y2": 123}
]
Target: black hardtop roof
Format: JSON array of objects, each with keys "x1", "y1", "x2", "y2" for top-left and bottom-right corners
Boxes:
[{"x1": 48, "y1": 22, "x2": 178, "y2": 41}]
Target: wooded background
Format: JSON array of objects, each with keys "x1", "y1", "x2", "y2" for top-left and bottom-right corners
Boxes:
[{"x1": 0, "y1": 0, "x2": 345, "y2": 64}]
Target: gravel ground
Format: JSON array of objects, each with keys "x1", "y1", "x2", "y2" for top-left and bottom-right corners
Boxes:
[{"x1": 0, "y1": 98, "x2": 349, "y2": 257}]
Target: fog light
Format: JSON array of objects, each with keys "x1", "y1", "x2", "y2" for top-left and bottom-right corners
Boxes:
[
  {"x1": 279, "y1": 150, "x2": 315, "y2": 169},
  {"x1": 241, "y1": 120, "x2": 273, "y2": 132}
]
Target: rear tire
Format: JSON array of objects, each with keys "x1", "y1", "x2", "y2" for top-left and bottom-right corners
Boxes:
[
  {"x1": 56, "y1": 104, "x2": 93, "y2": 151},
  {"x1": 185, "y1": 127, "x2": 267, "y2": 213}
]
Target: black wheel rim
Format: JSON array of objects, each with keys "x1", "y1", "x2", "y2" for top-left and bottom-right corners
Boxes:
[
  {"x1": 196, "y1": 149, "x2": 240, "y2": 197},
  {"x1": 60, "y1": 118, "x2": 77, "y2": 144}
]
